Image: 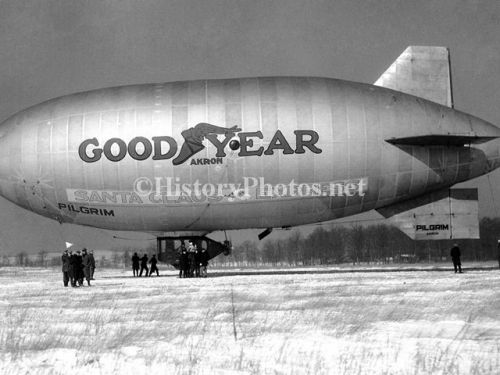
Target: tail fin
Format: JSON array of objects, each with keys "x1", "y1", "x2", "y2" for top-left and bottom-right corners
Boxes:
[
  {"x1": 377, "y1": 188, "x2": 479, "y2": 240},
  {"x1": 374, "y1": 46, "x2": 454, "y2": 108}
]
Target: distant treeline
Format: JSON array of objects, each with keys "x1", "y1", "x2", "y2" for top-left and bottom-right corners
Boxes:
[
  {"x1": 0, "y1": 246, "x2": 157, "y2": 268},
  {"x1": 212, "y1": 217, "x2": 500, "y2": 267},
  {"x1": 2, "y1": 218, "x2": 500, "y2": 268}
]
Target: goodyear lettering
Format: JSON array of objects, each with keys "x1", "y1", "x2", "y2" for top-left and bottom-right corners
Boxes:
[
  {"x1": 78, "y1": 126, "x2": 322, "y2": 165},
  {"x1": 415, "y1": 224, "x2": 450, "y2": 231},
  {"x1": 58, "y1": 203, "x2": 115, "y2": 216}
]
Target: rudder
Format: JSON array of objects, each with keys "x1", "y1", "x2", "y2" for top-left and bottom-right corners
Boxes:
[{"x1": 374, "y1": 46, "x2": 454, "y2": 108}]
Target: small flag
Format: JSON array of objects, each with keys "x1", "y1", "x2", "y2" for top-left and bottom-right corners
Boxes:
[{"x1": 65, "y1": 242, "x2": 73, "y2": 249}]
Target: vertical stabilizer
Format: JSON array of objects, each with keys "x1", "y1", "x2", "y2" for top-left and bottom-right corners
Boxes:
[
  {"x1": 377, "y1": 189, "x2": 479, "y2": 240},
  {"x1": 374, "y1": 46, "x2": 454, "y2": 108}
]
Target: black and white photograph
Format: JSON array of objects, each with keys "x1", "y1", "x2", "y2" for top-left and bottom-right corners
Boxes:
[{"x1": 1, "y1": 1, "x2": 499, "y2": 373}]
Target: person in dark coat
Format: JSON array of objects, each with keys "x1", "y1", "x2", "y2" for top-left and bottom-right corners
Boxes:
[
  {"x1": 82, "y1": 248, "x2": 92, "y2": 286},
  {"x1": 179, "y1": 245, "x2": 188, "y2": 278},
  {"x1": 61, "y1": 250, "x2": 70, "y2": 287},
  {"x1": 139, "y1": 254, "x2": 149, "y2": 277},
  {"x1": 131, "y1": 252, "x2": 140, "y2": 277},
  {"x1": 75, "y1": 250, "x2": 84, "y2": 285},
  {"x1": 149, "y1": 254, "x2": 159, "y2": 276},
  {"x1": 68, "y1": 250, "x2": 77, "y2": 287},
  {"x1": 199, "y1": 248, "x2": 209, "y2": 278},
  {"x1": 187, "y1": 242, "x2": 196, "y2": 278},
  {"x1": 194, "y1": 246, "x2": 201, "y2": 277},
  {"x1": 89, "y1": 250, "x2": 96, "y2": 280},
  {"x1": 497, "y1": 241, "x2": 500, "y2": 270},
  {"x1": 450, "y1": 243, "x2": 462, "y2": 273}
]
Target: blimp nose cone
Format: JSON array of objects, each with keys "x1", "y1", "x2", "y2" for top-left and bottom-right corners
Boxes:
[
  {"x1": 0, "y1": 120, "x2": 21, "y2": 202},
  {"x1": 0, "y1": 115, "x2": 46, "y2": 209},
  {"x1": 0, "y1": 126, "x2": 14, "y2": 202}
]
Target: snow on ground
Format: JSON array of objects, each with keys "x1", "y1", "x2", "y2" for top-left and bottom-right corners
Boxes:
[{"x1": 0, "y1": 264, "x2": 499, "y2": 374}]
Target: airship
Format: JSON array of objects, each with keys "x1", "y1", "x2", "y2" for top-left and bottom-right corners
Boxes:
[{"x1": 0, "y1": 46, "x2": 498, "y2": 262}]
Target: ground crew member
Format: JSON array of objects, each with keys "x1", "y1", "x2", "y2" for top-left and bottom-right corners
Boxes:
[
  {"x1": 75, "y1": 250, "x2": 84, "y2": 285},
  {"x1": 68, "y1": 250, "x2": 77, "y2": 287},
  {"x1": 194, "y1": 246, "x2": 201, "y2": 277},
  {"x1": 139, "y1": 254, "x2": 149, "y2": 277},
  {"x1": 82, "y1": 248, "x2": 92, "y2": 286},
  {"x1": 200, "y1": 248, "x2": 209, "y2": 278},
  {"x1": 89, "y1": 250, "x2": 96, "y2": 280},
  {"x1": 450, "y1": 243, "x2": 462, "y2": 273},
  {"x1": 179, "y1": 245, "x2": 188, "y2": 278},
  {"x1": 188, "y1": 242, "x2": 196, "y2": 278},
  {"x1": 132, "y1": 252, "x2": 140, "y2": 277},
  {"x1": 149, "y1": 254, "x2": 159, "y2": 276},
  {"x1": 62, "y1": 250, "x2": 70, "y2": 287}
]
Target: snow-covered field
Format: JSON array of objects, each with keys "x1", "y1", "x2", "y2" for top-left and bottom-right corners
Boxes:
[{"x1": 0, "y1": 264, "x2": 499, "y2": 375}]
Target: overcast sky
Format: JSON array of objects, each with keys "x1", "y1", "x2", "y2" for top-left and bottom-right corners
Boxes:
[{"x1": 1, "y1": 0, "x2": 499, "y2": 253}]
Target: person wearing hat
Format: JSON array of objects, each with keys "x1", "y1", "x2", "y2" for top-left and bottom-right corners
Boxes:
[
  {"x1": 199, "y1": 247, "x2": 209, "y2": 278},
  {"x1": 132, "y1": 252, "x2": 140, "y2": 277},
  {"x1": 61, "y1": 250, "x2": 70, "y2": 287},
  {"x1": 75, "y1": 250, "x2": 84, "y2": 286},
  {"x1": 68, "y1": 250, "x2": 77, "y2": 287},
  {"x1": 139, "y1": 254, "x2": 149, "y2": 277},
  {"x1": 81, "y1": 248, "x2": 92, "y2": 286},
  {"x1": 179, "y1": 243, "x2": 188, "y2": 278},
  {"x1": 194, "y1": 245, "x2": 201, "y2": 278},
  {"x1": 89, "y1": 250, "x2": 96, "y2": 280},
  {"x1": 450, "y1": 243, "x2": 462, "y2": 273},
  {"x1": 187, "y1": 242, "x2": 196, "y2": 278},
  {"x1": 149, "y1": 254, "x2": 159, "y2": 276}
]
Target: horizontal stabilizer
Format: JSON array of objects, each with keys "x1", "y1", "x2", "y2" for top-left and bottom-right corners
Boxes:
[
  {"x1": 375, "y1": 46, "x2": 453, "y2": 107},
  {"x1": 385, "y1": 135, "x2": 498, "y2": 146},
  {"x1": 377, "y1": 189, "x2": 479, "y2": 240}
]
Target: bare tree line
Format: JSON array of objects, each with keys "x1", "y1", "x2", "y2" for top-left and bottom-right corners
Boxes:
[
  {"x1": 212, "y1": 218, "x2": 500, "y2": 267},
  {"x1": 2, "y1": 218, "x2": 500, "y2": 268},
  {"x1": 0, "y1": 250, "x2": 56, "y2": 267}
]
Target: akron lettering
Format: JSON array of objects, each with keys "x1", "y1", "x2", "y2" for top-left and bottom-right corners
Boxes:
[{"x1": 190, "y1": 158, "x2": 223, "y2": 165}]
